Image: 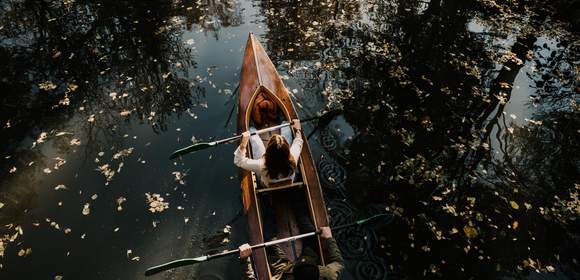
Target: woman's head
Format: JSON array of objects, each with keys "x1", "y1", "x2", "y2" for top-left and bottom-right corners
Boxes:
[{"x1": 264, "y1": 134, "x2": 296, "y2": 179}]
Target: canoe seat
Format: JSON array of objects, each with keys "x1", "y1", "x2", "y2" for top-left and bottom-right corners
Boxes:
[{"x1": 257, "y1": 181, "x2": 304, "y2": 193}]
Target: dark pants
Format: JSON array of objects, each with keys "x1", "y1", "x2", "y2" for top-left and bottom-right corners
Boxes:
[{"x1": 261, "y1": 189, "x2": 318, "y2": 261}]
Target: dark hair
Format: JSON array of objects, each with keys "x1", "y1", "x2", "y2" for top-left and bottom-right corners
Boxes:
[
  {"x1": 264, "y1": 134, "x2": 296, "y2": 179},
  {"x1": 293, "y1": 262, "x2": 319, "y2": 280}
]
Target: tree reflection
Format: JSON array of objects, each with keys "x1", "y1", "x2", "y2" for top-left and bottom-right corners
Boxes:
[
  {"x1": 258, "y1": 0, "x2": 579, "y2": 278},
  {"x1": 0, "y1": 0, "x2": 243, "y2": 265}
]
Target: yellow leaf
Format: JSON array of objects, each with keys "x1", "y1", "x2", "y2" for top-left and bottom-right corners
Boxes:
[
  {"x1": 463, "y1": 225, "x2": 478, "y2": 239},
  {"x1": 509, "y1": 201, "x2": 519, "y2": 210},
  {"x1": 512, "y1": 221, "x2": 519, "y2": 230}
]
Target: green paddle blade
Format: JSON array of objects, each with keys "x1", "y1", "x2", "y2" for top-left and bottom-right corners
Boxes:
[
  {"x1": 145, "y1": 256, "x2": 208, "y2": 276},
  {"x1": 169, "y1": 142, "x2": 215, "y2": 159},
  {"x1": 357, "y1": 213, "x2": 394, "y2": 229},
  {"x1": 317, "y1": 109, "x2": 342, "y2": 127}
]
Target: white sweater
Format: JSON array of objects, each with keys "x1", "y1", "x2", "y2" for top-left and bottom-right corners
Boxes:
[{"x1": 233, "y1": 134, "x2": 303, "y2": 186}]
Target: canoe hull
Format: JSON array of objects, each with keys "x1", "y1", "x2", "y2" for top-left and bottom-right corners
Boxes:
[{"x1": 237, "y1": 33, "x2": 329, "y2": 280}]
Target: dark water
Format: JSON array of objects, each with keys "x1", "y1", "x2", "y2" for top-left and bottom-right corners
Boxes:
[{"x1": 1, "y1": 0, "x2": 579, "y2": 279}]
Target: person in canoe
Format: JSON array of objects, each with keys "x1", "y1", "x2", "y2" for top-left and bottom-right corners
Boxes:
[
  {"x1": 238, "y1": 226, "x2": 344, "y2": 280},
  {"x1": 251, "y1": 93, "x2": 279, "y2": 129},
  {"x1": 233, "y1": 119, "x2": 302, "y2": 187}
]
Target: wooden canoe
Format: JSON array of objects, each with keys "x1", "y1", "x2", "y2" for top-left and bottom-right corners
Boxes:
[{"x1": 237, "y1": 33, "x2": 329, "y2": 279}]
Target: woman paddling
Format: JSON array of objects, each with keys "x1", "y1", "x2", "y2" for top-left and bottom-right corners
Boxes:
[{"x1": 233, "y1": 119, "x2": 303, "y2": 187}]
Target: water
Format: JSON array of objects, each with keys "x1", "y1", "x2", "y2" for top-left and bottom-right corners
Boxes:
[{"x1": 1, "y1": 0, "x2": 579, "y2": 279}]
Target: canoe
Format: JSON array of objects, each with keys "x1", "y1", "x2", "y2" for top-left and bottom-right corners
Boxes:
[{"x1": 237, "y1": 33, "x2": 329, "y2": 279}]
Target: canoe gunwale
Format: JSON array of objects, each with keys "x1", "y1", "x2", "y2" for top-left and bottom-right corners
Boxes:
[{"x1": 238, "y1": 33, "x2": 329, "y2": 280}]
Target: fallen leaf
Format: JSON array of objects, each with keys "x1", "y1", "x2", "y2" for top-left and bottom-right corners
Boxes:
[
  {"x1": 509, "y1": 201, "x2": 520, "y2": 210},
  {"x1": 39, "y1": 81, "x2": 57, "y2": 91},
  {"x1": 18, "y1": 248, "x2": 32, "y2": 257},
  {"x1": 116, "y1": 197, "x2": 127, "y2": 211},
  {"x1": 82, "y1": 203, "x2": 90, "y2": 215},
  {"x1": 463, "y1": 225, "x2": 478, "y2": 239},
  {"x1": 145, "y1": 193, "x2": 169, "y2": 213}
]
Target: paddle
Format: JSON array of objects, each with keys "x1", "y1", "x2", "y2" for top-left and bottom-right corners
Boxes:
[
  {"x1": 169, "y1": 109, "x2": 341, "y2": 159},
  {"x1": 144, "y1": 213, "x2": 391, "y2": 276}
]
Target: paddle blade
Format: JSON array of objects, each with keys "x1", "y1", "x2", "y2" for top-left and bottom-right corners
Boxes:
[
  {"x1": 144, "y1": 256, "x2": 208, "y2": 276},
  {"x1": 357, "y1": 213, "x2": 394, "y2": 229},
  {"x1": 169, "y1": 142, "x2": 214, "y2": 159},
  {"x1": 317, "y1": 109, "x2": 342, "y2": 127}
]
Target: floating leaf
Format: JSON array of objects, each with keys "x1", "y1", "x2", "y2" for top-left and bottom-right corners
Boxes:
[
  {"x1": 116, "y1": 197, "x2": 127, "y2": 212},
  {"x1": 113, "y1": 148, "x2": 134, "y2": 159},
  {"x1": 55, "y1": 132, "x2": 73, "y2": 136},
  {"x1": 509, "y1": 201, "x2": 520, "y2": 210},
  {"x1": 145, "y1": 193, "x2": 169, "y2": 213},
  {"x1": 39, "y1": 81, "x2": 57, "y2": 91},
  {"x1": 463, "y1": 225, "x2": 478, "y2": 239},
  {"x1": 18, "y1": 248, "x2": 32, "y2": 257},
  {"x1": 82, "y1": 203, "x2": 90, "y2": 215}
]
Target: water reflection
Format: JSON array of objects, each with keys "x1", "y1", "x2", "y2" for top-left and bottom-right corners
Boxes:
[
  {"x1": 0, "y1": 0, "x2": 578, "y2": 279},
  {"x1": 257, "y1": 0, "x2": 579, "y2": 278},
  {"x1": 0, "y1": 0, "x2": 244, "y2": 278}
]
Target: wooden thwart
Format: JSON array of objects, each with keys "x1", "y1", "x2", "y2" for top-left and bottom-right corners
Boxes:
[{"x1": 257, "y1": 182, "x2": 304, "y2": 193}]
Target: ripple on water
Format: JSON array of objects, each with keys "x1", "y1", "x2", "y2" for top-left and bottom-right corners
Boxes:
[
  {"x1": 354, "y1": 256, "x2": 389, "y2": 280},
  {"x1": 336, "y1": 227, "x2": 372, "y2": 259},
  {"x1": 318, "y1": 128, "x2": 338, "y2": 151},
  {"x1": 327, "y1": 199, "x2": 355, "y2": 226},
  {"x1": 318, "y1": 157, "x2": 346, "y2": 190}
]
